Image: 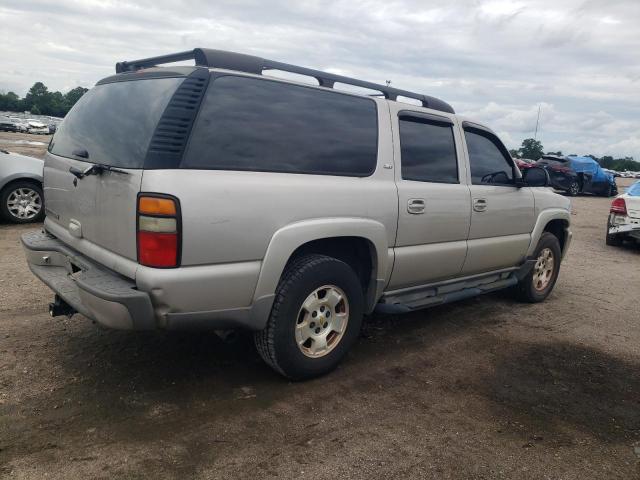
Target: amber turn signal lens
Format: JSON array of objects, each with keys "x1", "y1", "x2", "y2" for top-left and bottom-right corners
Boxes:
[{"x1": 138, "y1": 196, "x2": 177, "y2": 216}]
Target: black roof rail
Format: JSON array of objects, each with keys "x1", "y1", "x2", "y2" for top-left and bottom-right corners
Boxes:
[{"x1": 116, "y1": 48, "x2": 455, "y2": 114}]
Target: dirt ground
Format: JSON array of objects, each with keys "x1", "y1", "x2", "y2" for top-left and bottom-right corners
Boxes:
[
  {"x1": 1, "y1": 171, "x2": 639, "y2": 478},
  {"x1": 0, "y1": 131, "x2": 52, "y2": 159}
]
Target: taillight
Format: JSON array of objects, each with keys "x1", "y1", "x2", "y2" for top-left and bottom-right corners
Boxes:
[
  {"x1": 610, "y1": 197, "x2": 627, "y2": 215},
  {"x1": 137, "y1": 194, "x2": 180, "y2": 268}
]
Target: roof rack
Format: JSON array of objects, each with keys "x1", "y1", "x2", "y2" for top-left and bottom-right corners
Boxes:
[{"x1": 116, "y1": 48, "x2": 455, "y2": 114}]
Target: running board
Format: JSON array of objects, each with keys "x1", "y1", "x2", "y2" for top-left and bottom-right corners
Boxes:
[{"x1": 376, "y1": 260, "x2": 535, "y2": 314}]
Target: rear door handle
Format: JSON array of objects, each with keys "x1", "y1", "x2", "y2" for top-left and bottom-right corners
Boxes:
[
  {"x1": 407, "y1": 198, "x2": 425, "y2": 214},
  {"x1": 473, "y1": 198, "x2": 488, "y2": 212}
]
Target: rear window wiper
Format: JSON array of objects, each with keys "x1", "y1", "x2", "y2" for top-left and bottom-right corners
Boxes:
[{"x1": 69, "y1": 163, "x2": 130, "y2": 179}]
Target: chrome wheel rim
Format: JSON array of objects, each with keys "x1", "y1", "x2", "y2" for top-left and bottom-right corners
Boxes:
[
  {"x1": 533, "y1": 247, "x2": 555, "y2": 291},
  {"x1": 295, "y1": 285, "x2": 349, "y2": 358},
  {"x1": 7, "y1": 187, "x2": 42, "y2": 220},
  {"x1": 570, "y1": 183, "x2": 579, "y2": 195}
]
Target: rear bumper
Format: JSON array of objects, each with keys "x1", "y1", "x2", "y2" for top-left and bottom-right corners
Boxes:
[
  {"x1": 21, "y1": 230, "x2": 155, "y2": 330},
  {"x1": 608, "y1": 222, "x2": 640, "y2": 239}
]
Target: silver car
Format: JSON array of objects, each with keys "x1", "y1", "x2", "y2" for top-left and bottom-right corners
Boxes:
[
  {"x1": 0, "y1": 150, "x2": 44, "y2": 223},
  {"x1": 22, "y1": 48, "x2": 572, "y2": 379}
]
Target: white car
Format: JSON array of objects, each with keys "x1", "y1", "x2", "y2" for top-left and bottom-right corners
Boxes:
[
  {"x1": 26, "y1": 120, "x2": 49, "y2": 135},
  {"x1": 606, "y1": 181, "x2": 640, "y2": 246}
]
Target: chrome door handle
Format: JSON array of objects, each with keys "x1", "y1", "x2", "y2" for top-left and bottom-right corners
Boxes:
[
  {"x1": 407, "y1": 198, "x2": 425, "y2": 214},
  {"x1": 473, "y1": 198, "x2": 487, "y2": 212}
]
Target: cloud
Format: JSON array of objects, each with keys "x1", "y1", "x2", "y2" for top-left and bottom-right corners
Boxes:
[{"x1": 0, "y1": 0, "x2": 638, "y2": 158}]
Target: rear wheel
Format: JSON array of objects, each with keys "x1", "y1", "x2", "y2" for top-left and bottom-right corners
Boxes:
[
  {"x1": 0, "y1": 181, "x2": 44, "y2": 223},
  {"x1": 254, "y1": 254, "x2": 364, "y2": 380},
  {"x1": 568, "y1": 181, "x2": 579, "y2": 196},
  {"x1": 516, "y1": 232, "x2": 562, "y2": 303}
]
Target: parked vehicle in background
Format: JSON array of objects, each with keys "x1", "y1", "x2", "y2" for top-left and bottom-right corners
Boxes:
[
  {"x1": 606, "y1": 181, "x2": 640, "y2": 246},
  {"x1": 21, "y1": 48, "x2": 572, "y2": 379},
  {"x1": 536, "y1": 154, "x2": 617, "y2": 197},
  {"x1": 0, "y1": 117, "x2": 28, "y2": 133},
  {"x1": 0, "y1": 150, "x2": 44, "y2": 223},
  {"x1": 515, "y1": 158, "x2": 536, "y2": 171},
  {"x1": 0, "y1": 116, "x2": 19, "y2": 132},
  {"x1": 26, "y1": 120, "x2": 50, "y2": 135}
]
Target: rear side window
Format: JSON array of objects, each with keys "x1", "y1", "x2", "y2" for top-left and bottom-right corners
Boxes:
[
  {"x1": 399, "y1": 116, "x2": 458, "y2": 183},
  {"x1": 465, "y1": 129, "x2": 515, "y2": 185},
  {"x1": 182, "y1": 75, "x2": 378, "y2": 176},
  {"x1": 49, "y1": 78, "x2": 182, "y2": 168}
]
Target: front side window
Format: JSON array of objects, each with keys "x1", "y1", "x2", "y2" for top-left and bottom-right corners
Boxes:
[
  {"x1": 182, "y1": 75, "x2": 378, "y2": 176},
  {"x1": 399, "y1": 116, "x2": 458, "y2": 183},
  {"x1": 465, "y1": 129, "x2": 515, "y2": 185}
]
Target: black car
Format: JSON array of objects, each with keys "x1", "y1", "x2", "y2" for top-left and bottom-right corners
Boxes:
[
  {"x1": 536, "y1": 155, "x2": 617, "y2": 197},
  {"x1": 0, "y1": 116, "x2": 20, "y2": 132}
]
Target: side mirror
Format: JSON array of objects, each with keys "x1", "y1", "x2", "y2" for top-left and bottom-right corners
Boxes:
[{"x1": 522, "y1": 167, "x2": 549, "y2": 187}]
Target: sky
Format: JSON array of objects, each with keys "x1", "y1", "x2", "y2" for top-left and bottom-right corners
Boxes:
[{"x1": 1, "y1": 0, "x2": 638, "y2": 158}]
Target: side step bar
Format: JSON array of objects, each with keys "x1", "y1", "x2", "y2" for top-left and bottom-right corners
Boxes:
[{"x1": 375, "y1": 260, "x2": 535, "y2": 314}]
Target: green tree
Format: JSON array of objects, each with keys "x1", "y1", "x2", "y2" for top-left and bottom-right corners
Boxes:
[
  {"x1": 520, "y1": 138, "x2": 544, "y2": 160},
  {"x1": 64, "y1": 86, "x2": 88, "y2": 110},
  {"x1": 0, "y1": 91, "x2": 22, "y2": 111},
  {"x1": 24, "y1": 82, "x2": 51, "y2": 114},
  {"x1": 509, "y1": 148, "x2": 521, "y2": 158}
]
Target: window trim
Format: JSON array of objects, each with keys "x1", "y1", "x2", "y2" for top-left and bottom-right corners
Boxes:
[
  {"x1": 398, "y1": 113, "x2": 460, "y2": 184},
  {"x1": 180, "y1": 72, "x2": 380, "y2": 178},
  {"x1": 463, "y1": 126, "x2": 517, "y2": 186}
]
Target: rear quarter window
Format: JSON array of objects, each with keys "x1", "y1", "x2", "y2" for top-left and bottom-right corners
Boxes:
[{"x1": 182, "y1": 75, "x2": 378, "y2": 176}]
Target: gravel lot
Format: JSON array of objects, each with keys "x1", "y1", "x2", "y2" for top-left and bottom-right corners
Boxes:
[
  {"x1": 1, "y1": 168, "x2": 639, "y2": 478},
  {"x1": 0, "y1": 131, "x2": 52, "y2": 159}
]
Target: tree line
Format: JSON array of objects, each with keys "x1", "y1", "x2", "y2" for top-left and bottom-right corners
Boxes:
[
  {"x1": 0, "y1": 82, "x2": 88, "y2": 117},
  {"x1": 510, "y1": 138, "x2": 639, "y2": 172}
]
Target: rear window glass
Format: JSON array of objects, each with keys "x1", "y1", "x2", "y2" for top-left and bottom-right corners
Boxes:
[
  {"x1": 399, "y1": 116, "x2": 458, "y2": 183},
  {"x1": 182, "y1": 75, "x2": 378, "y2": 176},
  {"x1": 49, "y1": 78, "x2": 182, "y2": 168}
]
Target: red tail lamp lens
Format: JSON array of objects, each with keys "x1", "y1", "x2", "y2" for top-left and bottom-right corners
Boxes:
[
  {"x1": 137, "y1": 231, "x2": 178, "y2": 267},
  {"x1": 610, "y1": 198, "x2": 627, "y2": 215}
]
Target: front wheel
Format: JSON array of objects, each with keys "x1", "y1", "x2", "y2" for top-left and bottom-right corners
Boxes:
[
  {"x1": 516, "y1": 232, "x2": 562, "y2": 303},
  {"x1": 254, "y1": 254, "x2": 364, "y2": 380}
]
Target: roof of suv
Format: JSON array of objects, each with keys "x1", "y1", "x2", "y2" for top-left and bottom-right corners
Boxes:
[{"x1": 109, "y1": 48, "x2": 455, "y2": 114}]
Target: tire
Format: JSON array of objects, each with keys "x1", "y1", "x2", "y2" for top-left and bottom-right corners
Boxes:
[
  {"x1": 0, "y1": 181, "x2": 45, "y2": 224},
  {"x1": 568, "y1": 181, "x2": 579, "y2": 196},
  {"x1": 254, "y1": 254, "x2": 364, "y2": 380},
  {"x1": 516, "y1": 232, "x2": 562, "y2": 303}
]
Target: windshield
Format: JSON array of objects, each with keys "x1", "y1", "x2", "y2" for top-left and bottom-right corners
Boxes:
[{"x1": 49, "y1": 77, "x2": 182, "y2": 168}]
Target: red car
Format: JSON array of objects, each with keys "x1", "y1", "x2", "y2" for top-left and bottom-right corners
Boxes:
[{"x1": 515, "y1": 158, "x2": 536, "y2": 170}]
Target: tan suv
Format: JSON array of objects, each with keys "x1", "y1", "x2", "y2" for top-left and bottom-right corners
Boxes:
[{"x1": 23, "y1": 48, "x2": 572, "y2": 379}]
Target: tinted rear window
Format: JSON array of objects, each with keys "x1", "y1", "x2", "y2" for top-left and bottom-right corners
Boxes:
[
  {"x1": 182, "y1": 75, "x2": 378, "y2": 176},
  {"x1": 49, "y1": 78, "x2": 182, "y2": 168},
  {"x1": 399, "y1": 117, "x2": 458, "y2": 183}
]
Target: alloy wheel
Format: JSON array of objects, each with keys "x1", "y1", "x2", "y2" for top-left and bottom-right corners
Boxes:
[
  {"x1": 533, "y1": 247, "x2": 555, "y2": 291},
  {"x1": 6, "y1": 187, "x2": 42, "y2": 220},
  {"x1": 295, "y1": 285, "x2": 349, "y2": 358}
]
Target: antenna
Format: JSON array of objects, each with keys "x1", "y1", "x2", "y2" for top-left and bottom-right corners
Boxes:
[{"x1": 534, "y1": 104, "x2": 541, "y2": 140}]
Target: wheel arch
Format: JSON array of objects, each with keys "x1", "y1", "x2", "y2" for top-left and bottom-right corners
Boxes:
[
  {"x1": 252, "y1": 218, "x2": 390, "y2": 316},
  {"x1": 0, "y1": 174, "x2": 43, "y2": 193},
  {"x1": 527, "y1": 209, "x2": 572, "y2": 259}
]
